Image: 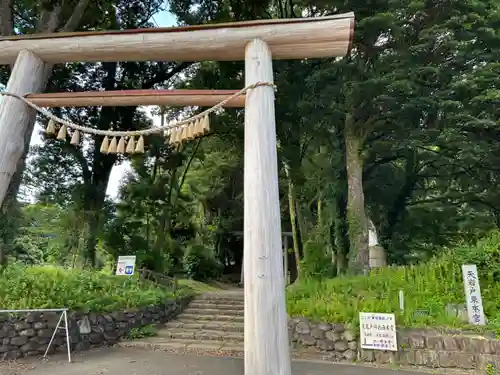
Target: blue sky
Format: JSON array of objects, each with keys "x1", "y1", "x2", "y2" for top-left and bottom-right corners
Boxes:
[{"x1": 152, "y1": 10, "x2": 177, "y2": 27}]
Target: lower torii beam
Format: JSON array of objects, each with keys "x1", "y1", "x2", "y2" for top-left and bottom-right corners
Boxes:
[
  {"x1": 244, "y1": 38, "x2": 290, "y2": 375},
  {"x1": 0, "y1": 50, "x2": 46, "y2": 206}
]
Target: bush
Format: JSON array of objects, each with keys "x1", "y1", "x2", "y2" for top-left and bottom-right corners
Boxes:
[
  {"x1": 183, "y1": 243, "x2": 222, "y2": 280},
  {"x1": 287, "y1": 231, "x2": 500, "y2": 333},
  {"x1": 0, "y1": 265, "x2": 179, "y2": 312}
]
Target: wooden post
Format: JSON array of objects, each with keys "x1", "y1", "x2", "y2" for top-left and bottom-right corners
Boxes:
[
  {"x1": 244, "y1": 39, "x2": 291, "y2": 375},
  {"x1": 0, "y1": 50, "x2": 46, "y2": 207}
]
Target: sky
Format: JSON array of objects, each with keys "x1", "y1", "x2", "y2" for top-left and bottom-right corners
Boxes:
[{"x1": 25, "y1": 9, "x2": 178, "y2": 201}]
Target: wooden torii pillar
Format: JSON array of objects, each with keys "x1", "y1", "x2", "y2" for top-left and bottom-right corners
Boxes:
[{"x1": 0, "y1": 14, "x2": 354, "y2": 375}]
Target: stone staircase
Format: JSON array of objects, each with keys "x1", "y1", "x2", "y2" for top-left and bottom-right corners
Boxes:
[{"x1": 121, "y1": 291, "x2": 246, "y2": 355}]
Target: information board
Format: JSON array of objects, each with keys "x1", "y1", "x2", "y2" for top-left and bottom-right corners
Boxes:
[
  {"x1": 116, "y1": 255, "x2": 137, "y2": 276},
  {"x1": 359, "y1": 312, "x2": 397, "y2": 351}
]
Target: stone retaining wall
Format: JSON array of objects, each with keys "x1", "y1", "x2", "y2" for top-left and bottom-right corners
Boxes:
[
  {"x1": 0, "y1": 297, "x2": 191, "y2": 361},
  {"x1": 289, "y1": 317, "x2": 500, "y2": 371}
]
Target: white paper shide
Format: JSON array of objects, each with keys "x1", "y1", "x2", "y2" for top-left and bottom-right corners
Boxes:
[
  {"x1": 461, "y1": 264, "x2": 486, "y2": 325},
  {"x1": 359, "y1": 312, "x2": 397, "y2": 351}
]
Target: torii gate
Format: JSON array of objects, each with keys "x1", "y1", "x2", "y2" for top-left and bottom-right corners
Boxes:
[{"x1": 0, "y1": 14, "x2": 354, "y2": 375}]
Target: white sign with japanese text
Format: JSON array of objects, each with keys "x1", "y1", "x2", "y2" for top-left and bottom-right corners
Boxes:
[
  {"x1": 359, "y1": 312, "x2": 397, "y2": 351},
  {"x1": 116, "y1": 255, "x2": 136, "y2": 276},
  {"x1": 461, "y1": 264, "x2": 486, "y2": 325}
]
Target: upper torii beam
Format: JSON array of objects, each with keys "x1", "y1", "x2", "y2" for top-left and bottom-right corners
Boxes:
[{"x1": 0, "y1": 13, "x2": 354, "y2": 375}]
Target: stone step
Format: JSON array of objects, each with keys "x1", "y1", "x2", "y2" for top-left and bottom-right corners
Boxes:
[
  {"x1": 159, "y1": 328, "x2": 243, "y2": 342},
  {"x1": 177, "y1": 313, "x2": 244, "y2": 323},
  {"x1": 117, "y1": 338, "x2": 244, "y2": 356},
  {"x1": 166, "y1": 320, "x2": 244, "y2": 332},
  {"x1": 182, "y1": 307, "x2": 244, "y2": 316},
  {"x1": 194, "y1": 295, "x2": 244, "y2": 303},
  {"x1": 189, "y1": 302, "x2": 244, "y2": 310}
]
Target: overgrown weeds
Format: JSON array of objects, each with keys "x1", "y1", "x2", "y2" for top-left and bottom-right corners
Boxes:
[
  {"x1": 0, "y1": 265, "x2": 181, "y2": 312},
  {"x1": 287, "y1": 231, "x2": 500, "y2": 334}
]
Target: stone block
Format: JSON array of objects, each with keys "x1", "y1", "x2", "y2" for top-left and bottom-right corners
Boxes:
[
  {"x1": 310, "y1": 328, "x2": 325, "y2": 339},
  {"x1": 10, "y1": 336, "x2": 28, "y2": 346},
  {"x1": 14, "y1": 323, "x2": 31, "y2": 331},
  {"x1": 461, "y1": 337, "x2": 492, "y2": 354},
  {"x1": 399, "y1": 349, "x2": 416, "y2": 365},
  {"x1": 2, "y1": 350, "x2": 22, "y2": 360},
  {"x1": 325, "y1": 330, "x2": 340, "y2": 342},
  {"x1": 442, "y1": 335, "x2": 459, "y2": 350},
  {"x1": 374, "y1": 351, "x2": 392, "y2": 364},
  {"x1": 296, "y1": 321, "x2": 311, "y2": 335},
  {"x1": 317, "y1": 322, "x2": 332, "y2": 331},
  {"x1": 456, "y1": 353, "x2": 477, "y2": 369},
  {"x1": 425, "y1": 336, "x2": 443, "y2": 350},
  {"x1": 408, "y1": 333, "x2": 426, "y2": 349},
  {"x1": 316, "y1": 339, "x2": 335, "y2": 351},
  {"x1": 343, "y1": 349, "x2": 356, "y2": 361},
  {"x1": 25, "y1": 312, "x2": 42, "y2": 323},
  {"x1": 20, "y1": 342, "x2": 39, "y2": 353},
  {"x1": 342, "y1": 330, "x2": 356, "y2": 341},
  {"x1": 476, "y1": 354, "x2": 500, "y2": 371},
  {"x1": 334, "y1": 340, "x2": 348, "y2": 352},
  {"x1": 298, "y1": 334, "x2": 316, "y2": 346},
  {"x1": 490, "y1": 340, "x2": 500, "y2": 355},
  {"x1": 19, "y1": 329, "x2": 36, "y2": 337},
  {"x1": 33, "y1": 322, "x2": 47, "y2": 330},
  {"x1": 437, "y1": 350, "x2": 458, "y2": 367},
  {"x1": 332, "y1": 323, "x2": 345, "y2": 333},
  {"x1": 359, "y1": 349, "x2": 374, "y2": 362}
]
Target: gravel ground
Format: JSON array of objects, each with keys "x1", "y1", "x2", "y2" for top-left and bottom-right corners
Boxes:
[{"x1": 0, "y1": 347, "x2": 482, "y2": 375}]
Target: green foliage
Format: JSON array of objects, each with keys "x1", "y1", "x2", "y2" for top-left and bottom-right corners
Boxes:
[
  {"x1": 126, "y1": 324, "x2": 158, "y2": 340},
  {"x1": 300, "y1": 226, "x2": 335, "y2": 279},
  {"x1": 183, "y1": 243, "x2": 222, "y2": 280},
  {"x1": 0, "y1": 265, "x2": 177, "y2": 312},
  {"x1": 287, "y1": 231, "x2": 500, "y2": 332}
]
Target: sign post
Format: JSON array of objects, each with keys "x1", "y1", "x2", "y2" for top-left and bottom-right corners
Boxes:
[
  {"x1": 359, "y1": 312, "x2": 398, "y2": 351},
  {"x1": 116, "y1": 255, "x2": 137, "y2": 276},
  {"x1": 461, "y1": 264, "x2": 486, "y2": 325}
]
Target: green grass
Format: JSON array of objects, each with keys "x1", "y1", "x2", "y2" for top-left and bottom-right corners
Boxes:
[
  {"x1": 177, "y1": 279, "x2": 222, "y2": 293},
  {"x1": 287, "y1": 231, "x2": 500, "y2": 334},
  {"x1": 0, "y1": 265, "x2": 182, "y2": 313}
]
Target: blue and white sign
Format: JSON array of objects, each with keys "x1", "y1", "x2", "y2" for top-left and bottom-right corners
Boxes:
[
  {"x1": 116, "y1": 255, "x2": 136, "y2": 276},
  {"x1": 359, "y1": 312, "x2": 397, "y2": 351}
]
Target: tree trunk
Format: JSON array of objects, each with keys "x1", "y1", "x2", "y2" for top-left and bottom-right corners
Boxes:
[
  {"x1": 345, "y1": 129, "x2": 369, "y2": 274},
  {"x1": 286, "y1": 167, "x2": 303, "y2": 280}
]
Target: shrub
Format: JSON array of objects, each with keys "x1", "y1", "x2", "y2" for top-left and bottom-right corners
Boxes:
[
  {"x1": 287, "y1": 231, "x2": 500, "y2": 333},
  {"x1": 0, "y1": 265, "x2": 178, "y2": 312},
  {"x1": 182, "y1": 243, "x2": 222, "y2": 280}
]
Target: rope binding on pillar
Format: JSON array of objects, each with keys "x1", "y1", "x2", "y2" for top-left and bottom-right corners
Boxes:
[{"x1": 0, "y1": 81, "x2": 276, "y2": 155}]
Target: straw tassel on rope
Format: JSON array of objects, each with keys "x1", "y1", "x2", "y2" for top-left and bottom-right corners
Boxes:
[
  {"x1": 45, "y1": 119, "x2": 56, "y2": 135},
  {"x1": 57, "y1": 124, "x2": 67, "y2": 140},
  {"x1": 70, "y1": 130, "x2": 80, "y2": 146},
  {"x1": 108, "y1": 137, "x2": 118, "y2": 154},
  {"x1": 100, "y1": 136, "x2": 110, "y2": 153},
  {"x1": 135, "y1": 136, "x2": 145, "y2": 153},
  {"x1": 126, "y1": 136, "x2": 136, "y2": 154},
  {"x1": 201, "y1": 115, "x2": 210, "y2": 134},
  {"x1": 117, "y1": 137, "x2": 126, "y2": 154}
]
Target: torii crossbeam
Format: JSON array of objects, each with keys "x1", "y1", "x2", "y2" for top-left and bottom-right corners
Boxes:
[{"x1": 0, "y1": 13, "x2": 354, "y2": 375}]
